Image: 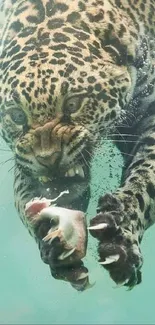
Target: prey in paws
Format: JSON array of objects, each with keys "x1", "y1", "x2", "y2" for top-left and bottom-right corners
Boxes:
[
  {"x1": 25, "y1": 193, "x2": 91, "y2": 291},
  {"x1": 25, "y1": 192, "x2": 88, "y2": 267}
]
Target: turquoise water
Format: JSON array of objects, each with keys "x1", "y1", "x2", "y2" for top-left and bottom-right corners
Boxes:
[{"x1": 0, "y1": 138, "x2": 155, "y2": 324}]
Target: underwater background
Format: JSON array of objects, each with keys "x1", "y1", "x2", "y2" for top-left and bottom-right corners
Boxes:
[{"x1": 0, "y1": 137, "x2": 155, "y2": 325}]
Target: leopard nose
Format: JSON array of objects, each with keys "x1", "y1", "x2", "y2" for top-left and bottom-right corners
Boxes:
[
  {"x1": 36, "y1": 151, "x2": 61, "y2": 168},
  {"x1": 33, "y1": 121, "x2": 62, "y2": 168}
]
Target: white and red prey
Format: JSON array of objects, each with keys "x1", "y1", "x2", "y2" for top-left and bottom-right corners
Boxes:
[{"x1": 25, "y1": 191, "x2": 88, "y2": 265}]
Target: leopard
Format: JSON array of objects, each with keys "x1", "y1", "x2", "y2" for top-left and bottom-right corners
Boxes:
[{"x1": 1, "y1": 0, "x2": 155, "y2": 291}]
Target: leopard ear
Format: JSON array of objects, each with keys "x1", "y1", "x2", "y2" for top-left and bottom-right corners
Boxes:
[
  {"x1": 0, "y1": 0, "x2": 17, "y2": 44},
  {"x1": 101, "y1": 29, "x2": 135, "y2": 66}
]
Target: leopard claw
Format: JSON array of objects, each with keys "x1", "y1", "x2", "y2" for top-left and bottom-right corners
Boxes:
[
  {"x1": 58, "y1": 247, "x2": 76, "y2": 260},
  {"x1": 77, "y1": 272, "x2": 89, "y2": 280},
  {"x1": 114, "y1": 278, "x2": 130, "y2": 288},
  {"x1": 87, "y1": 223, "x2": 108, "y2": 230},
  {"x1": 99, "y1": 254, "x2": 120, "y2": 265}
]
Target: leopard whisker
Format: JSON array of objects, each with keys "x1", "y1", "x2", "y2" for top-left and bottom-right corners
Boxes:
[
  {"x1": 0, "y1": 148, "x2": 12, "y2": 152},
  {"x1": 120, "y1": 110, "x2": 137, "y2": 125},
  {"x1": 80, "y1": 151, "x2": 91, "y2": 169},
  {"x1": 108, "y1": 133, "x2": 140, "y2": 138},
  {"x1": 107, "y1": 128, "x2": 138, "y2": 147},
  {"x1": 98, "y1": 126, "x2": 139, "y2": 139},
  {"x1": 88, "y1": 138, "x2": 143, "y2": 144},
  {"x1": 84, "y1": 148, "x2": 93, "y2": 159},
  {"x1": 110, "y1": 140, "x2": 143, "y2": 143},
  {"x1": 119, "y1": 150, "x2": 135, "y2": 157},
  {"x1": 0, "y1": 156, "x2": 15, "y2": 167},
  {"x1": 8, "y1": 164, "x2": 15, "y2": 173},
  {"x1": 115, "y1": 124, "x2": 133, "y2": 128}
]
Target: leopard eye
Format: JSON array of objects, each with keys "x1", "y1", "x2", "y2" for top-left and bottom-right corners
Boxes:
[
  {"x1": 10, "y1": 108, "x2": 27, "y2": 125},
  {"x1": 64, "y1": 96, "x2": 81, "y2": 113}
]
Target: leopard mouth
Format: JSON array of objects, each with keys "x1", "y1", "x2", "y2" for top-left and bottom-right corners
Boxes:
[
  {"x1": 39, "y1": 163, "x2": 89, "y2": 183},
  {"x1": 64, "y1": 164, "x2": 85, "y2": 179},
  {"x1": 57, "y1": 164, "x2": 90, "y2": 193},
  {"x1": 38, "y1": 163, "x2": 90, "y2": 210}
]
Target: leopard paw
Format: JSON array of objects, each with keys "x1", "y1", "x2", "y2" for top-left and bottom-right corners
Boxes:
[
  {"x1": 50, "y1": 262, "x2": 94, "y2": 291},
  {"x1": 89, "y1": 194, "x2": 143, "y2": 289}
]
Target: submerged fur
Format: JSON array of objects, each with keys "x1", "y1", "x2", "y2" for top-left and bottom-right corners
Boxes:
[{"x1": 1, "y1": 0, "x2": 155, "y2": 288}]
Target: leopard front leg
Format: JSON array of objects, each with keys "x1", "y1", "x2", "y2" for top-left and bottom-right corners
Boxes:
[{"x1": 89, "y1": 117, "x2": 155, "y2": 288}]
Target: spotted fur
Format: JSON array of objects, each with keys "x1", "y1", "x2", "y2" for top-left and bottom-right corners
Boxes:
[{"x1": 1, "y1": 0, "x2": 155, "y2": 289}]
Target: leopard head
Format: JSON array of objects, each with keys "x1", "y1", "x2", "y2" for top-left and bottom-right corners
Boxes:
[{"x1": 0, "y1": 27, "x2": 132, "y2": 207}]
